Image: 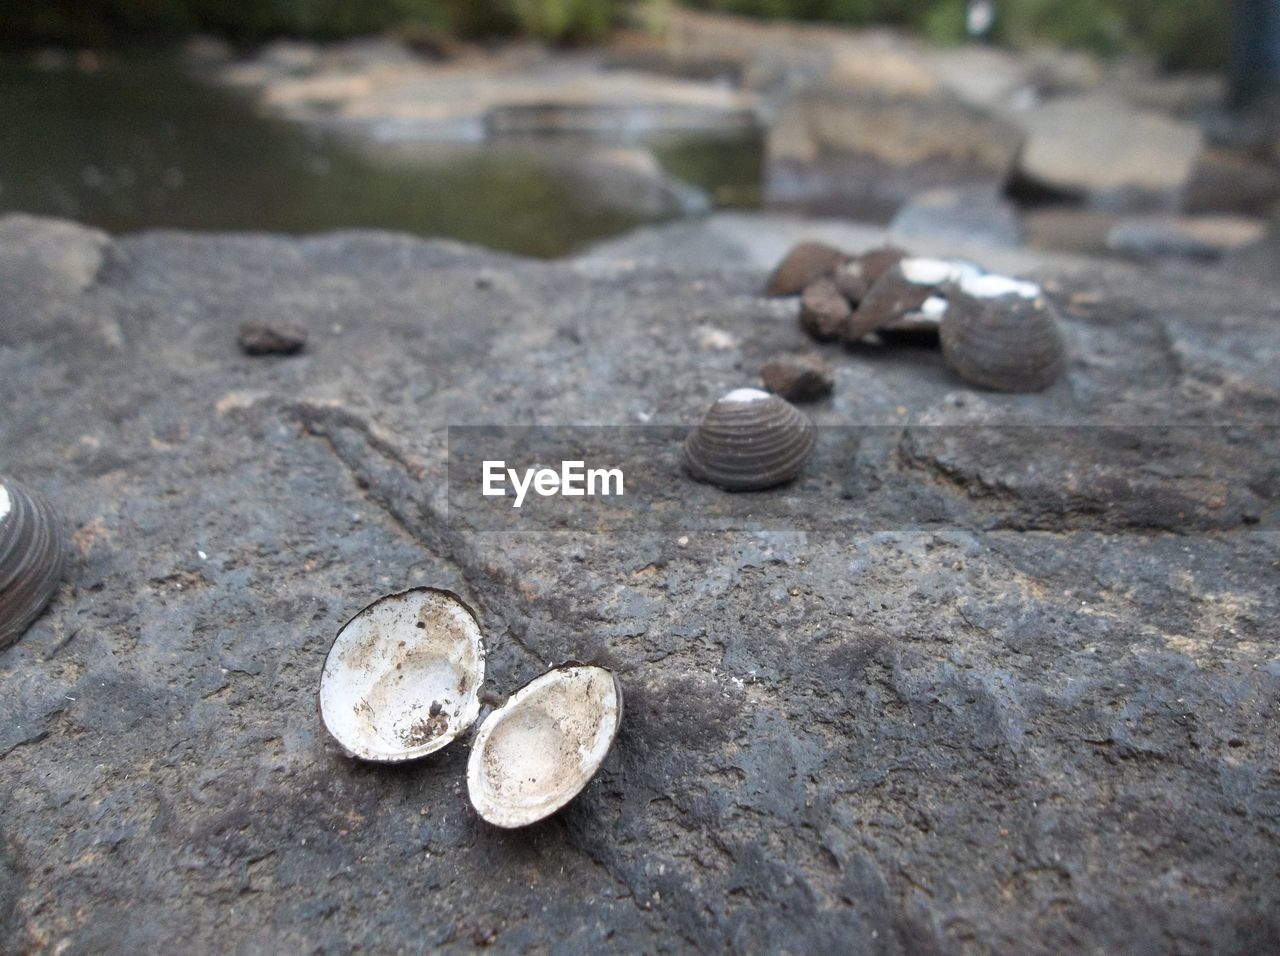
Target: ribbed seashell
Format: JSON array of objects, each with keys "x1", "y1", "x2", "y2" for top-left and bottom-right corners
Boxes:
[
  {"x1": 844, "y1": 257, "x2": 981, "y2": 343},
  {"x1": 318, "y1": 587, "x2": 485, "y2": 762},
  {"x1": 467, "y1": 663, "x2": 622, "y2": 828},
  {"x1": 940, "y1": 274, "x2": 1066, "y2": 392},
  {"x1": 0, "y1": 477, "x2": 69, "y2": 649},
  {"x1": 684, "y1": 388, "x2": 815, "y2": 491}
]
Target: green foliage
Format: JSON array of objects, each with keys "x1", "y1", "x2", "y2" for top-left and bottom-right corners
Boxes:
[
  {"x1": 0, "y1": 0, "x2": 621, "y2": 44},
  {"x1": 683, "y1": 0, "x2": 1230, "y2": 69},
  {"x1": 1, "y1": 0, "x2": 1230, "y2": 68},
  {"x1": 509, "y1": 0, "x2": 615, "y2": 40}
]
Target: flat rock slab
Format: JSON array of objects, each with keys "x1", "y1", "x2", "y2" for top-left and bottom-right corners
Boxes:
[
  {"x1": 220, "y1": 42, "x2": 761, "y2": 140},
  {"x1": 1015, "y1": 94, "x2": 1204, "y2": 210},
  {"x1": 2, "y1": 213, "x2": 1279, "y2": 953}
]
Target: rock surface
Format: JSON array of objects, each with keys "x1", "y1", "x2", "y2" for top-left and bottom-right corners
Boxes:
[
  {"x1": 889, "y1": 185, "x2": 1024, "y2": 249},
  {"x1": 220, "y1": 40, "x2": 761, "y2": 141},
  {"x1": 1106, "y1": 215, "x2": 1268, "y2": 260},
  {"x1": 2, "y1": 212, "x2": 1279, "y2": 953},
  {"x1": 1014, "y1": 94, "x2": 1204, "y2": 210}
]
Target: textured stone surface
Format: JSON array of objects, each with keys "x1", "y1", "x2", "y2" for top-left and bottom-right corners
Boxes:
[{"x1": 2, "y1": 213, "x2": 1279, "y2": 954}]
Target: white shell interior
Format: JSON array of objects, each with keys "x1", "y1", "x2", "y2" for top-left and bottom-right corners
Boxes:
[
  {"x1": 0, "y1": 483, "x2": 9, "y2": 523},
  {"x1": 920, "y1": 295, "x2": 949, "y2": 318},
  {"x1": 319, "y1": 589, "x2": 485, "y2": 762},
  {"x1": 960, "y1": 273, "x2": 1041, "y2": 300},
  {"x1": 720, "y1": 387, "x2": 771, "y2": 404},
  {"x1": 900, "y1": 257, "x2": 984, "y2": 287},
  {"x1": 467, "y1": 665, "x2": 621, "y2": 828}
]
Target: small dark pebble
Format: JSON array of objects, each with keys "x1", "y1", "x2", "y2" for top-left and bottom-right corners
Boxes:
[
  {"x1": 765, "y1": 241, "x2": 847, "y2": 297},
  {"x1": 237, "y1": 321, "x2": 307, "y2": 356},
  {"x1": 761, "y1": 352, "x2": 835, "y2": 402},
  {"x1": 799, "y1": 277, "x2": 851, "y2": 341}
]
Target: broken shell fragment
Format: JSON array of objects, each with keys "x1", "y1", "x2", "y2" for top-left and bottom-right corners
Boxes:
[
  {"x1": 765, "y1": 241, "x2": 847, "y2": 297},
  {"x1": 467, "y1": 664, "x2": 622, "y2": 829},
  {"x1": 319, "y1": 587, "x2": 485, "y2": 762},
  {"x1": 799, "y1": 276, "x2": 852, "y2": 341},
  {"x1": 845, "y1": 257, "x2": 980, "y2": 343},
  {"x1": 0, "y1": 477, "x2": 69, "y2": 649},
  {"x1": 684, "y1": 388, "x2": 816, "y2": 491},
  {"x1": 836, "y1": 245, "x2": 910, "y2": 305},
  {"x1": 940, "y1": 274, "x2": 1066, "y2": 392}
]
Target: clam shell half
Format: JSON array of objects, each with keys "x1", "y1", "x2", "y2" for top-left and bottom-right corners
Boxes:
[
  {"x1": 940, "y1": 276, "x2": 1066, "y2": 392},
  {"x1": 467, "y1": 664, "x2": 622, "y2": 828},
  {"x1": 319, "y1": 587, "x2": 485, "y2": 762},
  {"x1": 0, "y1": 477, "x2": 69, "y2": 649},
  {"x1": 845, "y1": 257, "x2": 981, "y2": 343},
  {"x1": 684, "y1": 388, "x2": 816, "y2": 492}
]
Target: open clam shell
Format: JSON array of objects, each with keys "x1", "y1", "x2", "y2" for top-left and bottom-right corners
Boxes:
[
  {"x1": 467, "y1": 664, "x2": 622, "y2": 829},
  {"x1": 684, "y1": 388, "x2": 816, "y2": 492},
  {"x1": 0, "y1": 477, "x2": 69, "y2": 649},
  {"x1": 845, "y1": 257, "x2": 981, "y2": 343},
  {"x1": 319, "y1": 587, "x2": 485, "y2": 762},
  {"x1": 940, "y1": 274, "x2": 1066, "y2": 392}
]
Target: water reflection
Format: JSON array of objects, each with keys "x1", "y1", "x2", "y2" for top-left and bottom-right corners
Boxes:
[{"x1": 0, "y1": 51, "x2": 763, "y2": 256}]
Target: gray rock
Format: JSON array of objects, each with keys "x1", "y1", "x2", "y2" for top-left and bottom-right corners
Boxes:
[
  {"x1": 1107, "y1": 215, "x2": 1267, "y2": 260},
  {"x1": 2, "y1": 213, "x2": 1278, "y2": 953},
  {"x1": 1184, "y1": 147, "x2": 1280, "y2": 216},
  {"x1": 766, "y1": 87, "x2": 1023, "y2": 219},
  {"x1": 890, "y1": 185, "x2": 1024, "y2": 249},
  {"x1": 1014, "y1": 94, "x2": 1204, "y2": 210}
]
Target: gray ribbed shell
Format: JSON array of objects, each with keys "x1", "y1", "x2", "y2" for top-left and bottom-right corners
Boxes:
[
  {"x1": 0, "y1": 477, "x2": 69, "y2": 648},
  {"x1": 684, "y1": 394, "x2": 815, "y2": 491},
  {"x1": 940, "y1": 291, "x2": 1066, "y2": 392}
]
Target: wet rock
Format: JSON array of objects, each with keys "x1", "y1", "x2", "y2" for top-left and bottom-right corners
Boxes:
[
  {"x1": 569, "y1": 148, "x2": 710, "y2": 217},
  {"x1": 798, "y1": 276, "x2": 851, "y2": 341},
  {"x1": 760, "y1": 352, "x2": 834, "y2": 402},
  {"x1": 222, "y1": 40, "x2": 762, "y2": 142},
  {"x1": 764, "y1": 241, "x2": 847, "y2": 296},
  {"x1": 237, "y1": 320, "x2": 308, "y2": 356},
  {"x1": 1013, "y1": 94, "x2": 1204, "y2": 210}
]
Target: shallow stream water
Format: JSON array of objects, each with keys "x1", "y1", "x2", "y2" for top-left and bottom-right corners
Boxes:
[{"x1": 0, "y1": 50, "x2": 763, "y2": 256}]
